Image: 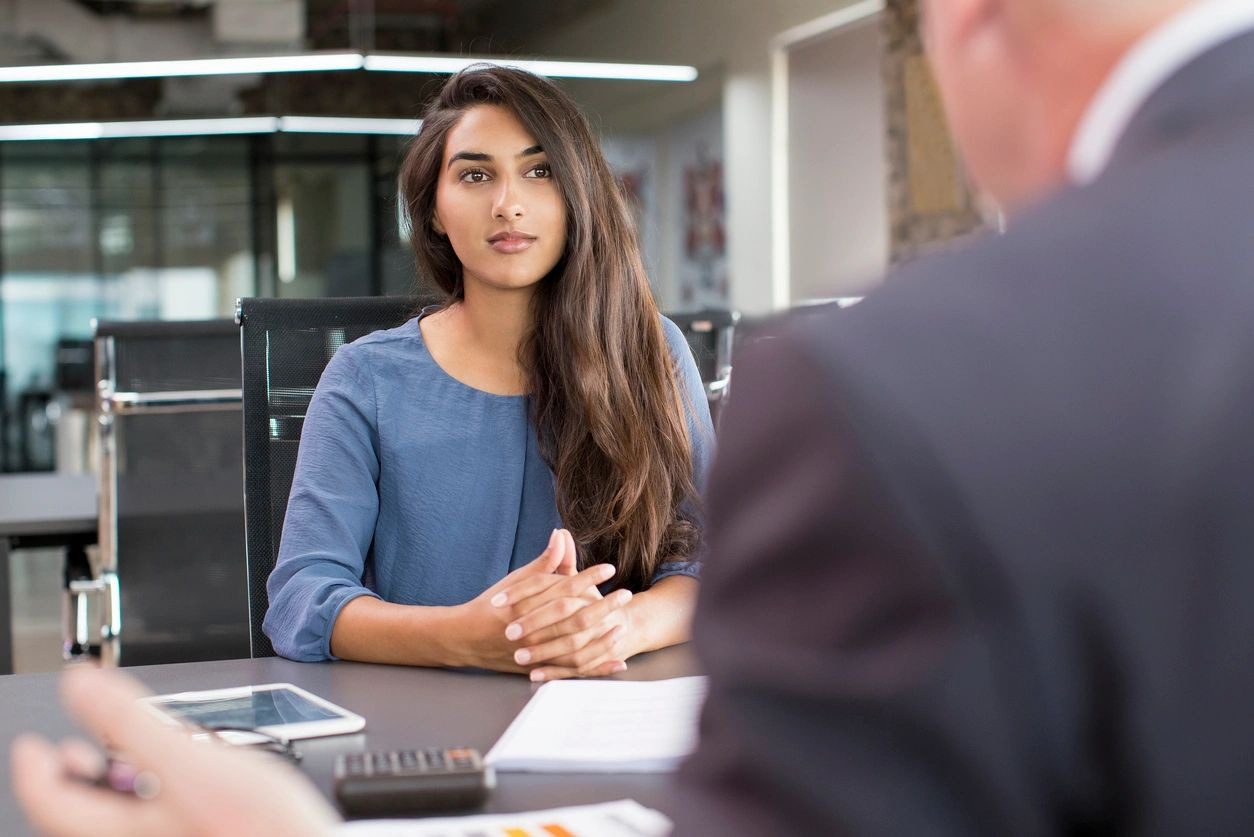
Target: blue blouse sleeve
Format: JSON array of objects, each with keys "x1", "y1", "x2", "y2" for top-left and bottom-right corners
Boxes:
[
  {"x1": 263, "y1": 344, "x2": 383, "y2": 661},
  {"x1": 652, "y1": 316, "x2": 716, "y2": 585}
]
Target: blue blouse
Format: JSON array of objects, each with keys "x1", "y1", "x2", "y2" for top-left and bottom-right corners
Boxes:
[{"x1": 264, "y1": 313, "x2": 714, "y2": 661}]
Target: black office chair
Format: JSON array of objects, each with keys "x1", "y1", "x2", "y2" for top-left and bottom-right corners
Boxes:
[
  {"x1": 664, "y1": 309, "x2": 740, "y2": 427},
  {"x1": 88, "y1": 319, "x2": 249, "y2": 667},
  {"x1": 237, "y1": 296, "x2": 435, "y2": 658}
]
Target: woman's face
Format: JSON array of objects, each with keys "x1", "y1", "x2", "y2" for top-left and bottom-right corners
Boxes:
[{"x1": 434, "y1": 104, "x2": 567, "y2": 294}]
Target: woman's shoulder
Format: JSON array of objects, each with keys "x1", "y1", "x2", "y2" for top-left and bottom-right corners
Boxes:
[
  {"x1": 335, "y1": 316, "x2": 425, "y2": 363},
  {"x1": 657, "y1": 313, "x2": 690, "y2": 355},
  {"x1": 322, "y1": 316, "x2": 427, "y2": 383}
]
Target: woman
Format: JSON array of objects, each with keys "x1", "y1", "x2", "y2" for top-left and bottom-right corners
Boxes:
[{"x1": 264, "y1": 66, "x2": 713, "y2": 682}]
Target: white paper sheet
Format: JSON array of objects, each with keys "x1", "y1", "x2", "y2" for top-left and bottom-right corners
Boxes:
[
  {"x1": 484, "y1": 676, "x2": 708, "y2": 773},
  {"x1": 336, "y1": 799, "x2": 672, "y2": 836}
]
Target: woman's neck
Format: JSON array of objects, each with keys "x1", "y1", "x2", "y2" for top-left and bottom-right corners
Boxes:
[
  {"x1": 418, "y1": 280, "x2": 535, "y2": 397},
  {"x1": 458, "y1": 281, "x2": 534, "y2": 363}
]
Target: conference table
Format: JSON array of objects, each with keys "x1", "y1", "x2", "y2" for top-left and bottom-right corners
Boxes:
[{"x1": 0, "y1": 644, "x2": 699, "y2": 835}]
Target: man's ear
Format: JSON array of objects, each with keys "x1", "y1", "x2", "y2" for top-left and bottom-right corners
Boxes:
[{"x1": 938, "y1": 0, "x2": 1005, "y2": 45}]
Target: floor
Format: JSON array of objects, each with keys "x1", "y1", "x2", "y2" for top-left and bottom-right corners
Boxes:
[{"x1": 10, "y1": 547, "x2": 69, "y2": 674}]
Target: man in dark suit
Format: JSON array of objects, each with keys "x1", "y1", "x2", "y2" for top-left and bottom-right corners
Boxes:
[{"x1": 675, "y1": 0, "x2": 1254, "y2": 834}]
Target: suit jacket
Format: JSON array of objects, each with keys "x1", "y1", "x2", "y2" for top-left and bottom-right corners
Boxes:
[{"x1": 675, "y1": 30, "x2": 1254, "y2": 837}]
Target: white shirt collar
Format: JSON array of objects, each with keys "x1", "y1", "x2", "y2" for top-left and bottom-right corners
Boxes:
[{"x1": 1067, "y1": 0, "x2": 1254, "y2": 185}]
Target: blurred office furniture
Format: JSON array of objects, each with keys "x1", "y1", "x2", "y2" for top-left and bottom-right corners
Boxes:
[
  {"x1": 666, "y1": 309, "x2": 740, "y2": 426},
  {"x1": 0, "y1": 370, "x2": 8, "y2": 472},
  {"x1": 52, "y1": 339, "x2": 97, "y2": 474},
  {"x1": 7, "y1": 341, "x2": 98, "y2": 474},
  {"x1": 16, "y1": 388, "x2": 55, "y2": 472},
  {"x1": 80, "y1": 320, "x2": 250, "y2": 667},
  {"x1": 238, "y1": 296, "x2": 430, "y2": 658},
  {"x1": 0, "y1": 473, "x2": 96, "y2": 674}
]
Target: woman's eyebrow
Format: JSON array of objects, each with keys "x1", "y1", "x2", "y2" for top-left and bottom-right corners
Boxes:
[
  {"x1": 446, "y1": 146, "x2": 543, "y2": 169},
  {"x1": 447, "y1": 150, "x2": 491, "y2": 169}
]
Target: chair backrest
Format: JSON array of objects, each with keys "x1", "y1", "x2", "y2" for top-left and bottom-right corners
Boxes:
[
  {"x1": 664, "y1": 309, "x2": 740, "y2": 425},
  {"x1": 93, "y1": 319, "x2": 249, "y2": 666},
  {"x1": 238, "y1": 296, "x2": 432, "y2": 657}
]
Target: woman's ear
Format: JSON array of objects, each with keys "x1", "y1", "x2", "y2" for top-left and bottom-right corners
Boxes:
[{"x1": 432, "y1": 213, "x2": 446, "y2": 236}]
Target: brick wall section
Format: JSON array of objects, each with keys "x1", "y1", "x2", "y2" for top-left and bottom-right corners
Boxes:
[{"x1": 881, "y1": 0, "x2": 985, "y2": 264}]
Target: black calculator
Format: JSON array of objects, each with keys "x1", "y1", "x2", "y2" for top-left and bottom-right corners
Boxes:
[{"x1": 333, "y1": 747, "x2": 494, "y2": 817}]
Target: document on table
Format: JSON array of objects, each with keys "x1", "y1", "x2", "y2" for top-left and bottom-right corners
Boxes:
[
  {"x1": 484, "y1": 675, "x2": 708, "y2": 773},
  {"x1": 337, "y1": 799, "x2": 672, "y2": 836}
]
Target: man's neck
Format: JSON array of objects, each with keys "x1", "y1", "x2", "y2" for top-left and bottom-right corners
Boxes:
[
  {"x1": 1002, "y1": 3, "x2": 1193, "y2": 215},
  {"x1": 1065, "y1": 0, "x2": 1254, "y2": 185}
]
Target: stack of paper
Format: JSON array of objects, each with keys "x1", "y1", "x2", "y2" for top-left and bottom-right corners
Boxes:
[
  {"x1": 484, "y1": 675, "x2": 708, "y2": 773},
  {"x1": 339, "y1": 799, "x2": 672, "y2": 836}
]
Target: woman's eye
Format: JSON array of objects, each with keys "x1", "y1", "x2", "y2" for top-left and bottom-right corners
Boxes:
[
  {"x1": 528, "y1": 164, "x2": 551, "y2": 179},
  {"x1": 460, "y1": 169, "x2": 489, "y2": 183}
]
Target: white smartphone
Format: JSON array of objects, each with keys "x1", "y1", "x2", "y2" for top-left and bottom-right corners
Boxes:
[{"x1": 143, "y1": 683, "x2": 365, "y2": 741}]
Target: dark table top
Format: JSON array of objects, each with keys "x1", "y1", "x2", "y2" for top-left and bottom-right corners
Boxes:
[
  {"x1": 0, "y1": 645, "x2": 700, "y2": 834},
  {"x1": 0, "y1": 474, "x2": 96, "y2": 538}
]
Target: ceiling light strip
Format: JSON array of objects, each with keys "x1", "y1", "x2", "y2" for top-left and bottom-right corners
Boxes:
[
  {"x1": 0, "y1": 54, "x2": 364, "y2": 84},
  {"x1": 279, "y1": 116, "x2": 421, "y2": 135},
  {"x1": 0, "y1": 53, "x2": 697, "y2": 84},
  {"x1": 363, "y1": 54, "x2": 699, "y2": 82},
  {"x1": 0, "y1": 116, "x2": 422, "y2": 141}
]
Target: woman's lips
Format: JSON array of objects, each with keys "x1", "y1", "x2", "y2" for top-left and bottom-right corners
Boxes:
[{"x1": 489, "y1": 235, "x2": 536, "y2": 254}]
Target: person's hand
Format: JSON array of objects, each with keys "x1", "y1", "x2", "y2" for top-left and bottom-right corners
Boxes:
[
  {"x1": 11, "y1": 666, "x2": 339, "y2": 837},
  {"x1": 505, "y1": 577, "x2": 638, "y2": 682},
  {"x1": 489, "y1": 529, "x2": 638, "y2": 682},
  {"x1": 450, "y1": 529, "x2": 614, "y2": 672}
]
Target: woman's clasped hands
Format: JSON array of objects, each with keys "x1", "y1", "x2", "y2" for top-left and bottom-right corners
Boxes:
[{"x1": 454, "y1": 529, "x2": 637, "y2": 681}]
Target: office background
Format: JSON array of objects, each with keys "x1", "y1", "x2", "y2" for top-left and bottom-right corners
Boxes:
[{"x1": 0, "y1": 0, "x2": 974, "y2": 671}]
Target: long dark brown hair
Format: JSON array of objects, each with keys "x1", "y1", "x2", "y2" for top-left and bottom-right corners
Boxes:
[{"x1": 399, "y1": 66, "x2": 700, "y2": 592}]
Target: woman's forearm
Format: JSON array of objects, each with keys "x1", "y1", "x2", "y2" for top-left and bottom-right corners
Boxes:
[
  {"x1": 623, "y1": 574, "x2": 699, "y2": 657},
  {"x1": 330, "y1": 596, "x2": 466, "y2": 666}
]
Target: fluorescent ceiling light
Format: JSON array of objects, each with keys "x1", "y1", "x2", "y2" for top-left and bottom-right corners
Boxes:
[
  {"x1": 0, "y1": 53, "x2": 697, "y2": 84},
  {"x1": 0, "y1": 116, "x2": 419, "y2": 141},
  {"x1": 0, "y1": 53, "x2": 364, "y2": 83},
  {"x1": 279, "y1": 116, "x2": 420, "y2": 135},
  {"x1": 364, "y1": 54, "x2": 699, "y2": 82}
]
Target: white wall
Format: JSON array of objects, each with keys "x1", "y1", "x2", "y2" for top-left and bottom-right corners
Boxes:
[
  {"x1": 516, "y1": 0, "x2": 867, "y2": 315},
  {"x1": 603, "y1": 107, "x2": 727, "y2": 312},
  {"x1": 787, "y1": 17, "x2": 887, "y2": 302},
  {"x1": 600, "y1": 134, "x2": 662, "y2": 295}
]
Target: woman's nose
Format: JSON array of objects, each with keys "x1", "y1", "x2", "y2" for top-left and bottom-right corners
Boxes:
[{"x1": 492, "y1": 180, "x2": 525, "y2": 220}]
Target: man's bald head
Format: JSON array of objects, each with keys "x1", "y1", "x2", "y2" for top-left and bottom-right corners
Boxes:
[{"x1": 921, "y1": 0, "x2": 1196, "y2": 212}]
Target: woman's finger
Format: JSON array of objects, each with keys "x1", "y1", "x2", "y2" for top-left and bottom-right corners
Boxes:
[
  {"x1": 502, "y1": 596, "x2": 590, "y2": 643},
  {"x1": 514, "y1": 614, "x2": 625, "y2": 667},
  {"x1": 489, "y1": 571, "x2": 564, "y2": 610},
  {"x1": 512, "y1": 588, "x2": 631, "y2": 646},
  {"x1": 554, "y1": 529, "x2": 578, "y2": 576},
  {"x1": 553, "y1": 623, "x2": 627, "y2": 672},
  {"x1": 488, "y1": 530, "x2": 564, "y2": 600},
  {"x1": 507, "y1": 563, "x2": 616, "y2": 615},
  {"x1": 530, "y1": 657, "x2": 628, "y2": 683}
]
